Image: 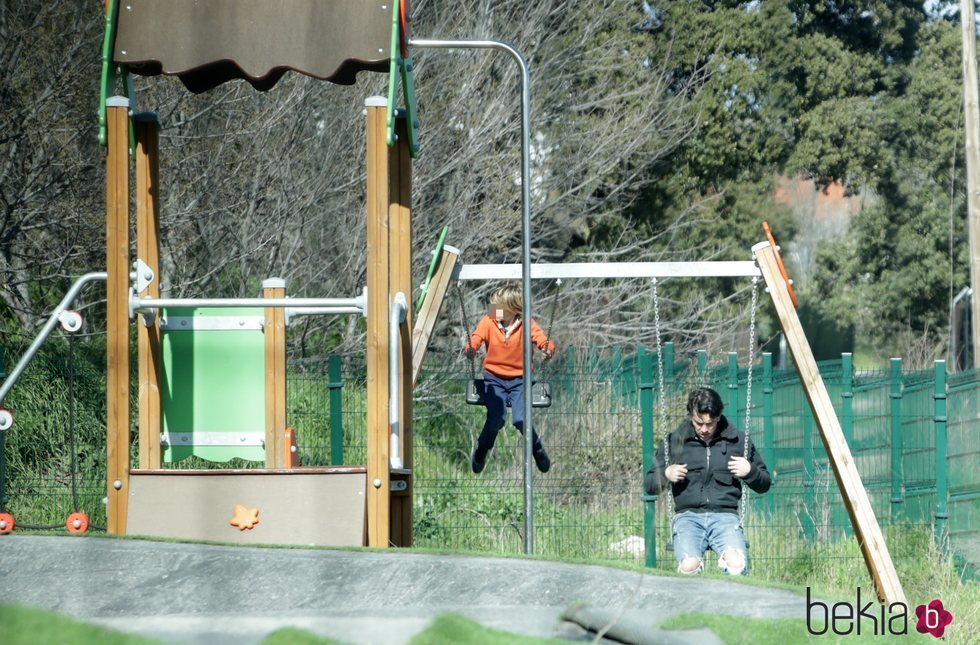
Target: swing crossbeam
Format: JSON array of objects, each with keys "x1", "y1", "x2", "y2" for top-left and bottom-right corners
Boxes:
[{"x1": 457, "y1": 261, "x2": 761, "y2": 281}]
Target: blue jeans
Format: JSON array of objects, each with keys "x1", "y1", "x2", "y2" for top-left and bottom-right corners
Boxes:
[
  {"x1": 672, "y1": 511, "x2": 748, "y2": 574},
  {"x1": 475, "y1": 372, "x2": 544, "y2": 456}
]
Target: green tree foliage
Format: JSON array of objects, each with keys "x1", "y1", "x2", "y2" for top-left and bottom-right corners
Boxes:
[
  {"x1": 623, "y1": 2, "x2": 970, "y2": 361},
  {"x1": 809, "y1": 19, "x2": 968, "y2": 359}
]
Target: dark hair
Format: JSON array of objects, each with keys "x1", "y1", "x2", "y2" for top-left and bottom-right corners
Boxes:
[{"x1": 686, "y1": 387, "x2": 723, "y2": 418}]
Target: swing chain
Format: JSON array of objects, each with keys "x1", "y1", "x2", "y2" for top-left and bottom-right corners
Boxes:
[
  {"x1": 652, "y1": 278, "x2": 673, "y2": 527},
  {"x1": 537, "y1": 279, "x2": 561, "y2": 373},
  {"x1": 456, "y1": 283, "x2": 478, "y2": 380},
  {"x1": 739, "y1": 276, "x2": 759, "y2": 529}
]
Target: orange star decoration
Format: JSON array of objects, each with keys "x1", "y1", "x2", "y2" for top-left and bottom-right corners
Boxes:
[{"x1": 229, "y1": 504, "x2": 260, "y2": 530}]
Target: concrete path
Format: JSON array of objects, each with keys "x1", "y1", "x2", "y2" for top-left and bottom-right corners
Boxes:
[{"x1": 0, "y1": 536, "x2": 809, "y2": 644}]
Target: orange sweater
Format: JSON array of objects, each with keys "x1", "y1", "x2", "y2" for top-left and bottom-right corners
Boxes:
[{"x1": 466, "y1": 316, "x2": 556, "y2": 378}]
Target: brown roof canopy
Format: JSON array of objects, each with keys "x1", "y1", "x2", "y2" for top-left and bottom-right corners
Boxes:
[{"x1": 113, "y1": 0, "x2": 393, "y2": 93}]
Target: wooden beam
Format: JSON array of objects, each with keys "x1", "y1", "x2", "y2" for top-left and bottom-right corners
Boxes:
[
  {"x1": 365, "y1": 97, "x2": 390, "y2": 547},
  {"x1": 135, "y1": 114, "x2": 162, "y2": 470},
  {"x1": 105, "y1": 98, "x2": 131, "y2": 534},
  {"x1": 412, "y1": 246, "x2": 459, "y2": 386},
  {"x1": 753, "y1": 241, "x2": 906, "y2": 605},
  {"x1": 390, "y1": 115, "x2": 413, "y2": 547},
  {"x1": 264, "y1": 278, "x2": 287, "y2": 468}
]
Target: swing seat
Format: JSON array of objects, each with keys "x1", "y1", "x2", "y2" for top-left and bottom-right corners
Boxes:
[{"x1": 465, "y1": 379, "x2": 552, "y2": 408}]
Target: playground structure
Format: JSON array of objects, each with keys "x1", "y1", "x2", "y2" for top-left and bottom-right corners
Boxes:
[{"x1": 0, "y1": 0, "x2": 913, "y2": 607}]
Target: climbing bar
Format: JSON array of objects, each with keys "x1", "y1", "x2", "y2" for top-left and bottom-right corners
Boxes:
[{"x1": 129, "y1": 294, "x2": 367, "y2": 319}]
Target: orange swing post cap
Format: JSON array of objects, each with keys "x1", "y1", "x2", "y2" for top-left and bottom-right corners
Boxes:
[{"x1": 762, "y1": 221, "x2": 799, "y2": 309}]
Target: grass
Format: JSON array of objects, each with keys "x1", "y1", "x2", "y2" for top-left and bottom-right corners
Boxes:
[
  {"x1": 0, "y1": 605, "x2": 568, "y2": 645},
  {"x1": 0, "y1": 603, "x2": 164, "y2": 645},
  {"x1": 408, "y1": 613, "x2": 568, "y2": 644}
]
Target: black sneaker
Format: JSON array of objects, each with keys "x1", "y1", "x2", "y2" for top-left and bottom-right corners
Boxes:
[
  {"x1": 471, "y1": 449, "x2": 487, "y2": 474},
  {"x1": 533, "y1": 448, "x2": 551, "y2": 473}
]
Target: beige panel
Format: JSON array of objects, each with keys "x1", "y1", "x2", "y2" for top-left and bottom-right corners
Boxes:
[{"x1": 127, "y1": 471, "x2": 367, "y2": 546}]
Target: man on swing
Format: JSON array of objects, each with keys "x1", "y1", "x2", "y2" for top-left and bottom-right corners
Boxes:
[{"x1": 644, "y1": 387, "x2": 771, "y2": 575}]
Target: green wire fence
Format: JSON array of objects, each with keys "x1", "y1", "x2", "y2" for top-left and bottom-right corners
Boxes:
[{"x1": 1, "y1": 339, "x2": 977, "y2": 582}]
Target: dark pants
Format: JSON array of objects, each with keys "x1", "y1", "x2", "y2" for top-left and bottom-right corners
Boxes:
[{"x1": 476, "y1": 372, "x2": 544, "y2": 456}]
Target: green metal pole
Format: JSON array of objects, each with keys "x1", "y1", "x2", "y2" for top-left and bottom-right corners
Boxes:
[
  {"x1": 890, "y1": 358, "x2": 904, "y2": 520},
  {"x1": 565, "y1": 345, "x2": 576, "y2": 406},
  {"x1": 763, "y1": 352, "x2": 775, "y2": 516},
  {"x1": 803, "y1": 405, "x2": 816, "y2": 542},
  {"x1": 697, "y1": 349, "x2": 707, "y2": 386},
  {"x1": 727, "y1": 352, "x2": 739, "y2": 423},
  {"x1": 639, "y1": 345, "x2": 657, "y2": 567},
  {"x1": 841, "y1": 353, "x2": 853, "y2": 446},
  {"x1": 328, "y1": 354, "x2": 344, "y2": 466},
  {"x1": 934, "y1": 360, "x2": 949, "y2": 555},
  {"x1": 838, "y1": 353, "x2": 854, "y2": 535}
]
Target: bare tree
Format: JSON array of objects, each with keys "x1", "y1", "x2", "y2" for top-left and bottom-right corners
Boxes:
[
  {"x1": 3, "y1": 1, "x2": 740, "y2": 362},
  {"x1": 0, "y1": 1, "x2": 104, "y2": 333}
]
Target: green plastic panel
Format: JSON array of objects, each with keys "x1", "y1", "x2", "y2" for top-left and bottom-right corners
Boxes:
[{"x1": 161, "y1": 308, "x2": 266, "y2": 463}]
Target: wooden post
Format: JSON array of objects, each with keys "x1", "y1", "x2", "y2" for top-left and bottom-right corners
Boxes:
[
  {"x1": 959, "y1": 0, "x2": 980, "y2": 368},
  {"x1": 365, "y1": 97, "x2": 390, "y2": 547},
  {"x1": 136, "y1": 114, "x2": 162, "y2": 469},
  {"x1": 105, "y1": 97, "x2": 131, "y2": 534},
  {"x1": 412, "y1": 245, "x2": 459, "y2": 386},
  {"x1": 264, "y1": 278, "x2": 287, "y2": 468},
  {"x1": 390, "y1": 115, "x2": 413, "y2": 547},
  {"x1": 753, "y1": 241, "x2": 906, "y2": 605}
]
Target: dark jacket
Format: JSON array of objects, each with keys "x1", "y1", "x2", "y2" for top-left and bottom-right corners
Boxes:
[{"x1": 644, "y1": 415, "x2": 771, "y2": 514}]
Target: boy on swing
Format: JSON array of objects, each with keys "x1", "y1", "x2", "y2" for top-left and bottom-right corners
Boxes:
[{"x1": 464, "y1": 282, "x2": 555, "y2": 474}]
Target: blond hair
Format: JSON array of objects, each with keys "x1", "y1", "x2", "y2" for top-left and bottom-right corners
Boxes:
[{"x1": 489, "y1": 282, "x2": 522, "y2": 316}]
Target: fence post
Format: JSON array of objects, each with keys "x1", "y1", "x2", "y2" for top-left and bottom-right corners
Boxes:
[
  {"x1": 763, "y1": 352, "x2": 774, "y2": 516},
  {"x1": 329, "y1": 354, "x2": 344, "y2": 465},
  {"x1": 841, "y1": 353, "x2": 854, "y2": 446},
  {"x1": 890, "y1": 358, "x2": 904, "y2": 520},
  {"x1": 639, "y1": 345, "x2": 657, "y2": 567},
  {"x1": 565, "y1": 345, "x2": 577, "y2": 405},
  {"x1": 802, "y1": 404, "x2": 816, "y2": 542},
  {"x1": 697, "y1": 349, "x2": 707, "y2": 386},
  {"x1": 838, "y1": 353, "x2": 854, "y2": 535},
  {"x1": 727, "y1": 353, "x2": 739, "y2": 423},
  {"x1": 934, "y1": 360, "x2": 949, "y2": 555}
]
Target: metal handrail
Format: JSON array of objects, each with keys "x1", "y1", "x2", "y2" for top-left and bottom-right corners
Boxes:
[
  {"x1": 389, "y1": 292, "x2": 408, "y2": 469},
  {"x1": 0, "y1": 272, "x2": 108, "y2": 409}
]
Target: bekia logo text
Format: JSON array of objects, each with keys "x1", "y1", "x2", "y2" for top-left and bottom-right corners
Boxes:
[{"x1": 807, "y1": 588, "x2": 953, "y2": 638}]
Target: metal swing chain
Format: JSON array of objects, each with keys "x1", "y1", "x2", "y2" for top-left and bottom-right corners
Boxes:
[
  {"x1": 455, "y1": 283, "x2": 478, "y2": 380},
  {"x1": 537, "y1": 279, "x2": 561, "y2": 375},
  {"x1": 739, "y1": 276, "x2": 759, "y2": 530},
  {"x1": 652, "y1": 278, "x2": 673, "y2": 527}
]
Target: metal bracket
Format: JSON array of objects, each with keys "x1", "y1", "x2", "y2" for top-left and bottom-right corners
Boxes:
[
  {"x1": 390, "y1": 480, "x2": 408, "y2": 492},
  {"x1": 132, "y1": 259, "x2": 155, "y2": 294},
  {"x1": 159, "y1": 316, "x2": 265, "y2": 331},
  {"x1": 129, "y1": 288, "x2": 156, "y2": 326},
  {"x1": 160, "y1": 432, "x2": 266, "y2": 447}
]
